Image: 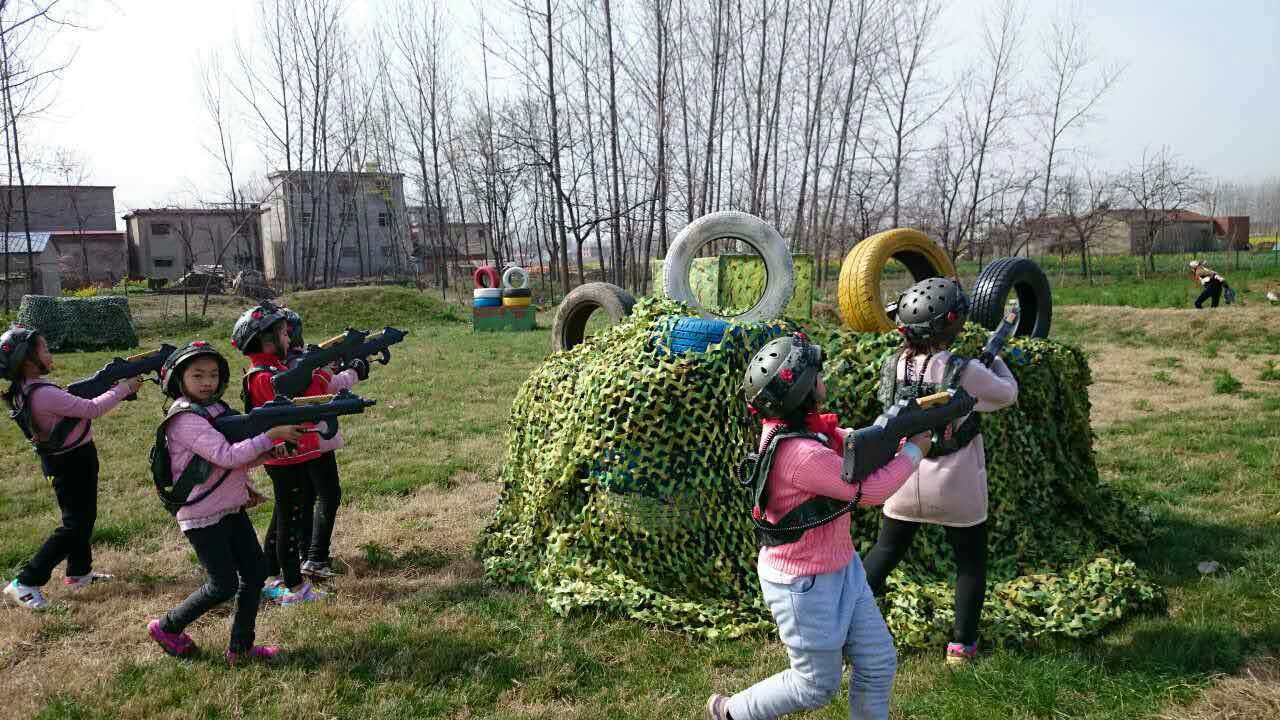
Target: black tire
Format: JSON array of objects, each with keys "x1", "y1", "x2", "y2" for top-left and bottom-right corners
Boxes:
[
  {"x1": 502, "y1": 287, "x2": 532, "y2": 298},
  {"x1": 552, "y1": 282, "x2": 637, "y2": 352},
  {"x1": 970, "y1": 257, "x2": 1052, "y2": 338}
]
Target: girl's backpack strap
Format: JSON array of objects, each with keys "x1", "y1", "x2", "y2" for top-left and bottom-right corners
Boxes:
[
  {"x1": 151, "y1": 400, "x2": 234, "y2": 515},
  {"x1": 240, "y1": 365, "x2": 276, "y2": 414},
  {"x1": 877, "y1": 349, "x2": 903, "y2": 411},
  {"x1": 11, "y1": 381, "x2": 86, "y2": 456}
]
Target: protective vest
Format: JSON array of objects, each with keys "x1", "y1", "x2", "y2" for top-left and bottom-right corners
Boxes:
[
  {"x1": 8, "y1": 381, "x2": 87, "y2": 457},
  {"x1": 240, "y1": 365, "x2": 277, "y2": 414},
  {"x1": 877, "y1": 350, "x2": 981, "y2": 457},
  {"x1": 150, "y1": 399, "x2": 237, "y2": 515},
  {"x1": 739, "y1": 427, "x2": 864, "y2": 547}
]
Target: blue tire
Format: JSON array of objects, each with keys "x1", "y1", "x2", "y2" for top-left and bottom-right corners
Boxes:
[{"x1": 474, "y1": 297, "x2": 502, "y2": 308}]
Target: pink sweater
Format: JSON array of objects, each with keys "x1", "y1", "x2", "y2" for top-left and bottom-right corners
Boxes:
[
  {"x1": 757, "y1": 416, "x2": 920, "y2": 578},
  {"x1": 166, "y1": 398, "x2": 275, "y2": 532},
  {"x1": 19, "y1": 379, "x2": 133, "y2": 452}
]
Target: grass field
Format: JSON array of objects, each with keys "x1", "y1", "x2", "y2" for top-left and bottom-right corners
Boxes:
[{"x1": 0, "y1": 287, "x2": 1277, "y2": 719}]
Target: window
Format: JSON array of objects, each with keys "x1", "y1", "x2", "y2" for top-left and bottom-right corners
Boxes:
[
  {"x1": 341, "y1": 246, "x2": 359, "y2": 258},
  {"x1": 377, "y1": 212, "x2": 389, "y2": 227},
  {"x1": 151, "y1": 223, "x2": 171, "y2": 235},
  {"x1": 153, "y1": 257, "x2": 175, "y2": 268},
  {"x1": 336, "y1": 179, "x2": 353, "y2": 195},
  {"x1": 380, "y1": 246, "x2": 394, "y2": 258}
]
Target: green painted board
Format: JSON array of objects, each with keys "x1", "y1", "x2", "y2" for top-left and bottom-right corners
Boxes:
[{"x1": 473, "y1": 305, "x2": 537, "y2": 332}]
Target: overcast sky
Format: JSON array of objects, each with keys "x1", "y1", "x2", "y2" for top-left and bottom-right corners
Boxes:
[{"x1": 23, "y1": 0, "x2": 1280, "y2": 229}]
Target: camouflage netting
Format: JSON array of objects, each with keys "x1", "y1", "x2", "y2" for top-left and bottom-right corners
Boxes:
[
  {"x1": 16, "y1": 295, "x2": 139, "y2": 351},
  {"x1": 479, "y1": 298, "x2": 1165, "y2": 646}
]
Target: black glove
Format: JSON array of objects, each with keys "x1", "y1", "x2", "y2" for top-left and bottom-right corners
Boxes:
[{"x1": 346, "y1": 357, "x2": 370, "y2": 381}]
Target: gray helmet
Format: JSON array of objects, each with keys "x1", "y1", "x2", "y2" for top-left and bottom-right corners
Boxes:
[
  {"x1": 0, "y1": 323, "x2": 41, "y2": 381},
  {"x1": 895, "y1": 277, "x2": 969, "y2": 348},
  {"x1": 743, "y1": 332, "x2": 824, "y2": 419},
  {"x1": 230, "y1": 302, "x2": 288, "y2": 355},
  {"x1": 159, "y1": 340, "x2": 230, "y2": 400}
]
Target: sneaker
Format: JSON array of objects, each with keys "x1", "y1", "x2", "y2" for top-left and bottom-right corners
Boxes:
[
  {"x1": 301, "y1": 560, "x2": 341, "y2": 578},
  {"x1": 704, "y1": 693, "x2": 731, "y2": 720},
  {"x1": 279, "y1": 582, "x2": 327, "y2": 607},
  {"x1": 945, "y1": 642, "x2": 978, "y2": 666},
  {"x1": 147, "y1": 619, "x2": 196, "y2": 658},
  {"x1": 261, "y1": 577, "x2": 288, "y2": 603},
  {"x1": 64, "y1": 570, "x2": 114, "y2": 590},
  {"x1": 225, "y1": 644, "x2": 281, "y2": 665},
  {"x1": 3, "y1": 579, "x2": 48, "y2": 610}
]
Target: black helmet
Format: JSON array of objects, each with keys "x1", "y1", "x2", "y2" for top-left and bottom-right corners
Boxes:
[
  {"x1": 282, "y1": 308, "x2": 303, "y2": 349},
  {"x1": 159, "y1": 340, "x2": 230, "y2": 400},
  {"x1": 230, "y1": 302, "x2": 288, "y2": 355},
  {"x1": 743, "y1": 332, "x2": 824, "y2": 419},
  {"x1": 0, "y1": 323, "x2": 42, "y2": 381},
  {"x1": 894, "y1": 277, "x2": 969, "y2": 348}
]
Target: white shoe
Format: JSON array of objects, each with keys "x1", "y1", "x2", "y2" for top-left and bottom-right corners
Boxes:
[
  {"x1": 64, "y1": 570, "x2": 113, "y2": 590},
  {"x1": 4, "y1": 579, "x2": 49, "y2": 610}
]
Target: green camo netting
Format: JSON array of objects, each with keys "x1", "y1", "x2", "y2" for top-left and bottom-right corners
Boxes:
[
  {"x1": 16, "y1": 295, "x2": 138, "y2": 352},
  {"x1": 479, "y1": 298, "x2": 1165, "y2": 645}
]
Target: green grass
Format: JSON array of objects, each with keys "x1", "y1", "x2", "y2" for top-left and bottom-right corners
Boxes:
[
  {"x1": 1212, "y1": 370, "x2": 1243, "y2": 394},
  {"x1": 2, "y1": 286, "x2": 1278, "y2": 718}
]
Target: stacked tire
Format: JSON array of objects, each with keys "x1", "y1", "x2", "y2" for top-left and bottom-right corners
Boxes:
[
  {"x1": 473, "y1": 265, "x2": 502, "y2": 308},
  {"x1": 502, "y1": 266, "x2": 531, "y2": 307}
]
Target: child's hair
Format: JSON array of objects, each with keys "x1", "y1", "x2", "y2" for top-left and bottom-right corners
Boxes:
[{"x1": 777, "y1": 389, "x2": 820, "y2": 430}]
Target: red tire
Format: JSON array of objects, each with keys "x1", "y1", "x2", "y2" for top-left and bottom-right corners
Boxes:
[{"x1": 473, "y1": 265, "x2": 501, "y2": 289}]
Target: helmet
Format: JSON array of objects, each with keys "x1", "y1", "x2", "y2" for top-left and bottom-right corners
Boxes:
[
  {"x1": 895, "y1": 277, "x2": 969, "y2": 348},
  {"x1": 281, "y1": 308, "x2": 303, "y2": 349},
  {"x1": 159, "y1": 340, "x2": 230, "y2": 400},
  {"x1": 0, "y1": 323, "x2": 41, "y2": 381},
  {"x1": 230, "y1": 302, "x2": 288, "y2": 354},
  {"x1": 743, "y1": 332, "x2": 824, "y2": 419}
]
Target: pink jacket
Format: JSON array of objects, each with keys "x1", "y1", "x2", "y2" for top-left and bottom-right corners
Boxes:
[
  {"x1": 312, "y1": 367, "x2": 357, "y2": 453},
  {"x1": 19, "y1": 379, "x2": 133, "y2": 453},
  {"x1": 757, "y1": 415, "x2": 921, "y2": 578},
  {"x1": 166, "y1": 398, "x2": 275, "y2": 532}
]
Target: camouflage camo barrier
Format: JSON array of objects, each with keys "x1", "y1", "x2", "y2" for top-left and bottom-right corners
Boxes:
[{"x1": 17, "y1": 295, "x2": 139, "y2": 352}]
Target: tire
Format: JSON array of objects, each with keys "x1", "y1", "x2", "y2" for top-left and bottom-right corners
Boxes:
[
  {"x1": 473, "y1": 265, "x2": 501, "y2": 289},
  {"x1": 473, "y1": 297, "x2": 502, "y2": 308},
  {"x1": 502, "y1": 266, "x2": 530, "y2": 290},
  {"x1": 664, "y1": 211, "x2": 793, "y2": 323},
  {"x1": 502, "y1": 287, "x2": 532, "y2": 298},
  {"x1": 552, "y1": 282, "x2": 637, "y2": 352},
  {"x1": 667, "y1": 317, "x2": 730, "y2": 354},
  {"x1": 503, "y1": 296, "x2": 532, "y2": 308},
  {"x1": 836, "y1": 228, "x2": 957, "y2": 332},
  {"x1": 969, "y1": 256, "x2": 1052, "y2": 338},
  {"x1": 474, "y1": 288, "x2": 502, "y2": 300}
]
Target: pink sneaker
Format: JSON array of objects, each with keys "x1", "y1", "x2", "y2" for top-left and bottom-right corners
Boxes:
[
  {"x1": 147, "y1": 619, "x2": 196, "y2": 658},
  {"x1": 945, "y1": 642, "x2": 978, "y2": 666},
  {"x1": 226, "y1": 645, "x2": 281, "y2": 664}
]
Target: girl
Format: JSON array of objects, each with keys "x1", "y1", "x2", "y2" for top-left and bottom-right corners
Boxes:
[
  {"x1": 861, "y1": 277, "x2": 1018, "y2": 665},
  {"x1": 706, "y1": 332, "x2": 932, "y2": 720},
  {"x1": 0, "y1": 323, "x2": 142, "y2": 610},
  {"x1": 146, "y1": 340, "x2": 306, "y2": 662},
  {"x1": 1189, "y1": 260, "x2": 1231, "y2": 308}
]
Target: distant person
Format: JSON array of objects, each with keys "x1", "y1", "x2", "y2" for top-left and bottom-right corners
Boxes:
[{"x1": 1190, "y1": 260, "x2": 1231, "y2": 308}]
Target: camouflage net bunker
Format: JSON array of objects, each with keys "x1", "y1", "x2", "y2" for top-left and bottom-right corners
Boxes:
[
  {"x1": 16, "y1": 295, "x2": 139, "y2": 352},
  {"x1": 479, "y1": 298, "x2": 1165, "y2": 646}
]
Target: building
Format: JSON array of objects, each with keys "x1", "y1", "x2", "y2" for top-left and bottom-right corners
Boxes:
[
  {"x1": 1021, "y1": 211, "x2": 1251, "y2": 256},
  {"x1": 259, "y1": 171, "x2": 410, "y2": 282},
  {"x1": 407, "y1": 205, "x2": 493, "y2": 273},
  {"x1": 0, "y1": 185, "x2": 117, "y2": 233},
  {"x1": 0, "y1": 232, "x2": 62, "y2": 306},
  {"x1": 49, "y1": 231, "x2": 129, "y2": 286},
  {"x1": 122, "y1": 207, "x2": 265, "y2": 282}
]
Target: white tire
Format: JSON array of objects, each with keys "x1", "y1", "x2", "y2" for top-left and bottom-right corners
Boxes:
[
  {"x1": 663, "y1": 211, "x2": 794, "y2": 323},
  {"x1": 502, "y1": 266, "x2": 530, "y2": 290},
  {"x1": 474, "y1": 288, "x2": 502, "y2": 299}
]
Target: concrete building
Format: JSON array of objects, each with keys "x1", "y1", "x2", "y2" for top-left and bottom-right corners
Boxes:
[
  {"x1": 1021, "y1": 211, "x2": 1250, "y2": 257},
  {"x1": 49, "y1": 231, "x2": 129, "y2": 286},
  {"x1": 407, "y1": 205, "x2": 493, "y2": 273},
  {"x1": 122, "y1": 208, "x2": 265, "y2": 282},
  {"x1": 0, "y1": 186, "x2": 117, "y2": 233},
  {"x1": 260, "y1": 171, "x2": 410, "y2": 282},
  {"x1": 0, "y1": 232, "x2": 62, "y2": 306}
]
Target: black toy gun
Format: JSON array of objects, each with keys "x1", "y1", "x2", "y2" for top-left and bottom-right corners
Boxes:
[
  {"x1": 977, "y1": 303, "x2": 1020, "y2": 368},
  {"x1": 841, "y1": 388, "x2": 977, "y2": 484},
  {"x1": 67, "y1": 344, "x2": 177, "y2": 401},
  {"x1": 343, "y1": 326, "x2": 409, "y2": 368},
  {"x1": 213, "y1": 389, "x2": 376, "y2": 442},
  {"x1": 271, "y1": 329, "x2": 368, "y2": 398}
]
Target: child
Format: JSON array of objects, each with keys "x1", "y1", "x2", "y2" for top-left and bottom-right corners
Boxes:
[
  {"x1": 1189, "y1": 260, "x2": 1231, "y2": 308},
  {"x1": 705, "y1": 332, "x2": 932, "y2": 720},
  {"x1": 861, "y1": 277, "x2": 1019, "y2": 665},
  {"x1": 231, "y1": 303, "x2": 366, "y2": 605},
  {"x1": 146, "y1": 340, "x2": 306, "y2": 662},
  {"x1": 0, "y1": 323, "x2": 143, "y2": 610}
]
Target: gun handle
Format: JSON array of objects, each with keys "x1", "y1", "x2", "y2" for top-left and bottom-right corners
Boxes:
[{"x1": 317, "y1": 416, "x2": 339, "y2": 440}]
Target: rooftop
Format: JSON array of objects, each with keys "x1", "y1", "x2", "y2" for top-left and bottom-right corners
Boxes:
[{"x1": 122, "y1": 207, "x2": 266, "y2": 219}]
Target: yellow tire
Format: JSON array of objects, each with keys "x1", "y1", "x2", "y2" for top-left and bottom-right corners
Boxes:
[
  {"x1": 503, "y1": 296, "x2": 532, "y2": 308},
  {"x1": 836, "y1": 228, "x2": 956, "y2": 332}
]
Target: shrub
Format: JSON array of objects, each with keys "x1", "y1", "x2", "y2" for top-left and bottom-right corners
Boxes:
[{"x1": 1212, "y1": 370, "x2": 1242, "y2": 394}]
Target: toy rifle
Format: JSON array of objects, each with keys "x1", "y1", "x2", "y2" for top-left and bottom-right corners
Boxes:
[
  {"x1": 841, "y1": 388, "x2": 977, "y2": 485},
  {"x1": 342, "y1": 326, "x2": 409, "y2": 367},
  {"x1": 66, "y1": 344, "x2": 177, "y2": 401},
  {"x1": 270, "y1": 328, "x2": 368, "y2": 398},
  {"x1": 977, "y1": 303, "x2": 1020, "y2": 368},
  {"x1": 213, "y1": 389, "x2": 375, "y2": 442}
]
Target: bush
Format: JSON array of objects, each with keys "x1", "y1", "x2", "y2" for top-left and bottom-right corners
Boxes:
[{"x1": 1212, "y1": 369, "x2": 1242, "y2": 394}]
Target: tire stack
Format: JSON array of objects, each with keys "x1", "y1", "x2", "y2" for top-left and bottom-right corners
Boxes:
[
  {"x1": 502, "y1": 267, "x2": 532, "y2": 308},
  {"x1": 473, "y1": 265, "x2": 537, "y2": 332}
]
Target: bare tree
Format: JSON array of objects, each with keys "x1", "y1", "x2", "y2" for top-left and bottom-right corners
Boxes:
[
  {"x1": 1116, "y1": 146, "x2": 1202, "y2": 274},
  {"x1": 1054, "y1": 166, "x2": 1114, "y2": 279}
]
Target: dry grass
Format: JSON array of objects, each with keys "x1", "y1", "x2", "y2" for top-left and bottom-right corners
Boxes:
[{"x1": 1159, "y1": 656, "x2": 1280, "y2": 720}]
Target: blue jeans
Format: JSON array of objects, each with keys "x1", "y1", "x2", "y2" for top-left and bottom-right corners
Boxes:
[{"x1": 729, "y1": 556, "x2": 897, "y2": 720}]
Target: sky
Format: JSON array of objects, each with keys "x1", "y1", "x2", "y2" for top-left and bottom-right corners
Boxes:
[{"x1": 21, "y1": 0, "x2": 1280, "y2": 230}]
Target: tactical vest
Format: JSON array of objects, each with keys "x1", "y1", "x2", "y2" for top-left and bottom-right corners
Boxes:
[
  {"x1": 150, "y1": 399, "x2": 237, "y2": 515},
  {"x1": 739, "y1": 427, "x2": 864, "y2": 547},
  {"x1": 878, "y1": 350, "x2": 980, "y2": 457},
  {"x1": 8, "y1": 381, "x2": 88, "y2": 457},
  {"x1": 241, "y1": 365, "x2": 277, "y2": 414}
]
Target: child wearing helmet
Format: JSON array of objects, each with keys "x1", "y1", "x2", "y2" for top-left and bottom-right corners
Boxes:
[
  {"x1": 0, "y1": 323, "x2": 144, "y2": 611},
  {"x1": 860, "y1": 277, "x2": 1018, "y2": 666},
  {"x1": 705, "y1": 332, "x2": 933, "y2": 720},
  {"x1": 231, "y1": 302, "x2": 367, "y2": 605},
  {"x1": 146, "y1": 340, "x2": 306, "y2": 663}
]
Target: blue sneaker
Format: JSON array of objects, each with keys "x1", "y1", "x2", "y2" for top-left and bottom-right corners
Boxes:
[{"x1": 261, "y1": 578, "x2": 288, "y2": 603}]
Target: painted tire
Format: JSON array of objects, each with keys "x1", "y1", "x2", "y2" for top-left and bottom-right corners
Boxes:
[
  {"x1": 502, "y1": 287, "x2": 532, "y2": 298},
  {"x1": 474, "y1": 288, "x2": 502, "y2": 299},
  {"x1": 502, "y1": 266, "x2": 530, "y2": 290},
  {"x1": 503, "y1": 296, "x2": 532, "y2": 308},
  {"x1": 969, "y1": 256, "x2": 1052, "y2": 338},
  {"x1": 551, "y1": 282, "x2": 636, "y2": 352},
  {"x1": 663, "y1": 211, "x2": 794, "y2": 323},
  {"x1": 667, "y1": 317, "x2": 729, "y2": 354},
  {"x1": 473, "y1": 297, "x2": 502, "y2": 308},
  {"x1": 473, "y1": 265, "x2": 501, "y2": 289},
  {"x1": 836, "y1": 228, "x2": 956, "y2": 332}
]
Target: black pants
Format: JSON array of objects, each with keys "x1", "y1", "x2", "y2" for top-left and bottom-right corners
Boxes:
[
  {"x1": 1195, "y1": 279, "x2": 1223, "y2": 308},
  {"x1": 18, "y1": 442, "x2": 99, "y2": 587},
  {"x1": 304, "y1": 451, "x2": 342, "y2": 565},
  {"x1": 162, "y1": 510, "x2": 266, "y2": 653},
  {"x1": 263, "y1": 463, "x2": 314, "y2": 588},
  {"x1": 862, "y1": 517, "x2": 988, "y2": 646}
]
